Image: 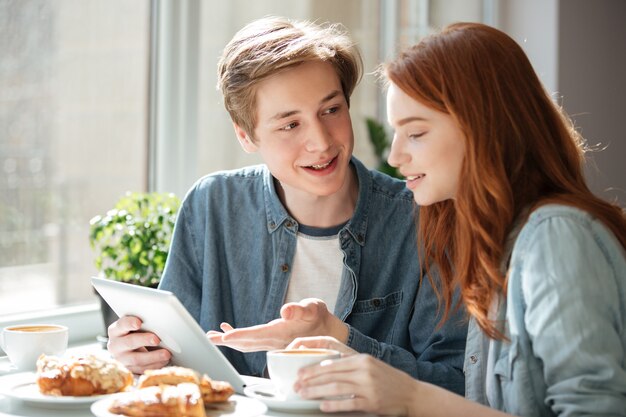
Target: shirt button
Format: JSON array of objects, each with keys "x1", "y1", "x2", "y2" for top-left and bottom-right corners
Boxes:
[
  {"x1": 357, "y1": 234, "x2": 364, "y2": 243},
  {"x1": 470, "y1": 355, "x2": 478, "y2": 364},
  {"x1": 285, "y1": 220, "x2": 294, "y2": 228},
  {"x1": 269, "y1": 221, "x2": 276, "y2": 228},
  {"x1": 281, "y1": 264, "x2": 289, "y2": 272},
  {"x1": 372, "y1": 299, "x2": 381, "y2": 307}
]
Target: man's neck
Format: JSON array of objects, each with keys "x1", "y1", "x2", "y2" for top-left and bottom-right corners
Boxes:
[{"x1": 276, "y1": 165, "x2": 359, "y2": 228}]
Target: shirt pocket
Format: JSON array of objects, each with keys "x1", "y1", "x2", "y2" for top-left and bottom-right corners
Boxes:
[
  {"x1": 491, "y1": 342, "x2": 518, "y2": 412},
  {"x1": 492, "y1": 342, "x2": 542, "y2": 416},
  {"x1": 348, "y1": 291, "x2": 403, "y2": 341},
  {"x1": 493, "y1": 342, "x2": 516, "y2": 383}
]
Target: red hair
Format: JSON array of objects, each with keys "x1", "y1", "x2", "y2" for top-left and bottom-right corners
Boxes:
[{"x1": 385, "y1": 22, "x2": 626, "y2": 339}]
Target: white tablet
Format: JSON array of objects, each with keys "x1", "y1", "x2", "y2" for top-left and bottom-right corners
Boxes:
[{"x1": 91, "y1": 276, "x2": 248, "y2": 394}]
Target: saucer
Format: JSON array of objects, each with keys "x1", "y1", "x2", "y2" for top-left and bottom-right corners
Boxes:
[
  {"x1": 244, "y1": 381, "x2": 321, "y2": 412},
  {"x1": 0, "y1": 372, "x2": 112, "y2": 409}
]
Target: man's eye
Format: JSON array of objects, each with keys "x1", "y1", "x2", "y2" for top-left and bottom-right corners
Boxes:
[
  {"x1": 281, "y1": 122, "x2": 299, "y2": 131},
  {"x1": 324, "y1": 106, "x2": 339, "y2": 115}
]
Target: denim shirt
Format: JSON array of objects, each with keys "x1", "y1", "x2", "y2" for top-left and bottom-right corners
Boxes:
[
  {"x1": 159, "y1": 157, "x2": 467, "y2": 394},
  {"x1": 464, "y1": 204, "x2": 626, "y2": 416}
]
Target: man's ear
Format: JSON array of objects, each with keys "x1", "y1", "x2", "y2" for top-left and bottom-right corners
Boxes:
[{"x1": 233, "y1": 123, "x2": 258, "y2": 153}]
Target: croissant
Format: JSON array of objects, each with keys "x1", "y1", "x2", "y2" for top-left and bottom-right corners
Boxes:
[
  {"x1": 108, "y1": 382, "x2": 206, "y2": 417},
  {"x1": 138, "y1": 366, "x2": 234, "y2": 404},
  {"x1": 36, "y1": 354, "x2": 133, "y2": 396}
]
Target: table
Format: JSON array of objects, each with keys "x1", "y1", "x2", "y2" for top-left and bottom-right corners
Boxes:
[{"x1": 0, "y1": 344, "x2": 375, "y2": 417}]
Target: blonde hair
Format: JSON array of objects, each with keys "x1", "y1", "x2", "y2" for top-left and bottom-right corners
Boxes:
[{"x1": 217, "y1": 16, "x2": 362, "y2": 137}]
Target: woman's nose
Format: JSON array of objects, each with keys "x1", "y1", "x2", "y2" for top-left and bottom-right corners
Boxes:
[{"x1": 387, "y1": 135, "x2": 408, "y2": 168}]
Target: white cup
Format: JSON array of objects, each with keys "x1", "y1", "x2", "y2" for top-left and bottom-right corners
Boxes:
[
  {"x1": 0, "y1": 324, "x2": 68, "y2": 371},
  {"x1": 266, "y1": 348, "x2": 341, "y2": 400}
]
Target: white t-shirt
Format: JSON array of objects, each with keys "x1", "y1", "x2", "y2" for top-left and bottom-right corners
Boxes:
[{"x1": 284, "y1": 223, "x2": 345, "y2": 314}]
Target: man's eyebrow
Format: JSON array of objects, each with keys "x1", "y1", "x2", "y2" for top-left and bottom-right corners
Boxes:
[
  {"x1": 270, "y1": 110, "x2": 300, "y2": 121},
  {"x1": 269, "y1": 90, "x2": 343, "y2": 121},
  {"x1": 320, "y1": 90, "x2": 342, "y2": 104}
]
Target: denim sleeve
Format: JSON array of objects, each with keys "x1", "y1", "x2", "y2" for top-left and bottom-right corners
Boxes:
[
  {"x1": 158, "y1": 194, "x2": 203, "y2": 321},
  {"x1": 346, "y1": 274, "x2": 467, "y2": 396},
  {"x1": 521, "y1": 216, "x2": 626, "y2": 416}
]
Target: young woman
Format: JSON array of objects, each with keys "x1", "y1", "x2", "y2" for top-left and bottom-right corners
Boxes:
[{"x1": 291, "y1": 22, "x2": 626, "y2": 416}]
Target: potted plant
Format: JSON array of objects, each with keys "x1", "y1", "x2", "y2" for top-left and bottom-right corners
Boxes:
[
  {"x1": 89, "y1": 192, "x2": 181, "y2": 341},
  {"x1": 366, "y1": 117, "x2": 400, "y2": 178}
]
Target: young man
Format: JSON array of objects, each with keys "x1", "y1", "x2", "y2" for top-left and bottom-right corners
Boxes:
[{"x1": 107, "y1": 16, "x2": 467, "y2": 395}]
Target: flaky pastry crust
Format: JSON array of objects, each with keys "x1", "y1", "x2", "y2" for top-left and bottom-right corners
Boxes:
[
  {"x1": 138, "y1": 366, "x2": 234, "y2": 403},
  {"x1": 108, "y1": 382, "x2": 206, "y2": 417},
  {"x1": 36, "y1": 354, "x2": 133, "y2": 396}
]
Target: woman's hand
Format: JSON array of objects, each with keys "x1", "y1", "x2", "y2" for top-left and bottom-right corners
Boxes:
[{"x1": 295, "y1": 353, "x2": 419, "y2": 416}]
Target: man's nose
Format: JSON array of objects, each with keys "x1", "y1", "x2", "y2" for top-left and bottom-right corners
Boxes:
[{"x1": 305, "y1": 121, "x2": 332, "y2": 152}]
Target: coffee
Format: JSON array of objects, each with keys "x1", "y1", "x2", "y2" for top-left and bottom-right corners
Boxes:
[
  {"x1": 1, "y1": 324, "x2": 69, "y2": 371},
  {"x1": 7, "y1": 325, "x2": 65, "y2": 333},
  {"x1": 267, "y1": 348, "x2": 341, "y2": 400}
]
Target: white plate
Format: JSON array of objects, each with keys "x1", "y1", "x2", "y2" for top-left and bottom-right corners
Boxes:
[
  {"x1": 0, "y1": 372, "x2": 112, "y2": 408},
  {"x1": 244, "y1": 381, "x2": 322, "y2": 413},
  {"x1": 91, "y1": 393, "x2": 267, "y2": 417}
]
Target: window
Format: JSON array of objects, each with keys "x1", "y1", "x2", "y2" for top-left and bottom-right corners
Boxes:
[
  {"x1": 0, "y1": 0, "x2": 150, "y2": 315},
  {"x1": 1, "y1": 0, "x2": 490, "y2": 317}
]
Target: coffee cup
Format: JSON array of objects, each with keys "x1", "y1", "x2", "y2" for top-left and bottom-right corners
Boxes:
[
  {"x1": 0, "y1": 324, "x2": 69, "y2": 371},
  {"x1": 266, "y1": 348, "x2": 341, "y2": 400}
]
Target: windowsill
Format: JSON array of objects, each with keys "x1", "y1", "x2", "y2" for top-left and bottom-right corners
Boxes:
[{"x1": 0, "y1": 303, "x2": 104, "y2": 356}]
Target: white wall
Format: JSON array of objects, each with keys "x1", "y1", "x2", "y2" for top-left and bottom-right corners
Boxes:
[
  {"x1": 558, "y1": 0, "x2": 626, "y2": 203},
  {"x1": 497, "y1": 0, "x2": 559, "y2": 94},
  {"x1": 498, "y1": 0, "x2": 625, "y2": 204}
]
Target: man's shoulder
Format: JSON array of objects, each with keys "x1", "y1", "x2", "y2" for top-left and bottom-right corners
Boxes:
[
  {"x1": 178, "y1": 165, "x2": 268, "y2": 212},
  {"x1": 191, "y1": 164, "x2": 267, "y2": 192},
  {"x1": 367, "y1": 167, "x2": 414, "y2": 204}
]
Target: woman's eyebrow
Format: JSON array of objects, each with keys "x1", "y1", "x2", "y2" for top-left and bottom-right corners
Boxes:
[{"x1": 396, "y1": 116, "x2": 429, "y2": 126}]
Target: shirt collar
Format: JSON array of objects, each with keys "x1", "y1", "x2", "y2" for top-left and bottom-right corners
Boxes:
[{"x1": 262, "y1": 156, "x2": 371, "y2": 247}]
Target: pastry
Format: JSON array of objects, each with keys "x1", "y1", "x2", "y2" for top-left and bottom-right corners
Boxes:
[
  {"x1": 137, "y1": 366, "x2": 199, "y2": 387},
  {"x1": 36, "y1": 354, "x2": 133, "y2": 396},
  {"x1": 108, "y1": 382, "x2": 206, "y2": 417},
  {"x1": 138, "y1": 366, "x2": 234, "y2": 403},
  {"x1": 198, "y1": 375, "x2": 234, "y2": 403}
]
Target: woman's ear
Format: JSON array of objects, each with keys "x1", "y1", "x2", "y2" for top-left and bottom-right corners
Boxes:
[{"x1": 233, "y1": 123, "x2": 258, "y2": 153}]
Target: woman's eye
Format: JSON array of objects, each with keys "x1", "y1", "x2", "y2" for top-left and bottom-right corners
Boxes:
[
  {"x1": 409, "y1": 132, "x2": 426, "y2": 141},
  {"x1": 281, "y1": 122, "x2": 299, "y2": 131}
]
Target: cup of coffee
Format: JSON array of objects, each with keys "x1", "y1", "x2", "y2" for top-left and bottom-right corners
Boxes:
[
  {"x1": 266, "y1": 348, "x2": 341, "y2": 400},
  {"x1": 0, "y1": 324, "x2": 69, "y2": 371}
]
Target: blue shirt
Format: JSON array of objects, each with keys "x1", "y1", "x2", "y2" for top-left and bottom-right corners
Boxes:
[
  {"x1": 464, "y1": 204, "x2": 626, "y2": 416},
  {"x1": 159, "y1": 157, "x2": 467, "y2": 394}
]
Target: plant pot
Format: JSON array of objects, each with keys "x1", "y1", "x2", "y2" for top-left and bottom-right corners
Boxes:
[{"x1": 94, "y1": 288, "x2": 119, "y2": 348}]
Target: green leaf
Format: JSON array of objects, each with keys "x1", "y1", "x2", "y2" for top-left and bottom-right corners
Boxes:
[
  {"x1": 365, "y1": 117, "x2": 401, "y2": 179},
  {"x1": 88, "y1": 192, "x2": 181, "y2": 287}
]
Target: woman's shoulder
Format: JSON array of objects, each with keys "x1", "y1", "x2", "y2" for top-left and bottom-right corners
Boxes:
[
  {"x1": 526, "y1": 203, "x2": 594, "y2": 223},
  {"x1": 511, "y1": 203, "x2": 626, "y2": 286},
  {"x1": 518, "y1": 203, "x2": 621, "y2": 251}
]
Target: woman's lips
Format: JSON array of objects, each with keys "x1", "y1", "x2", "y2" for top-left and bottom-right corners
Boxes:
[{"x1": 405, "y1": 174, "x2": 425, "y2": 188}]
